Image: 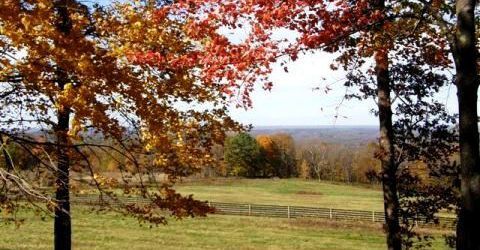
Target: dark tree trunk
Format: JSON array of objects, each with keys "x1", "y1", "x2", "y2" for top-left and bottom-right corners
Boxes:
[
  {"x1": 375, "y1": 49, "x2": 402, "y2": 250},
  {"x1": 372, "y1": 1, "x2": 401, "y2": 249},
  {"x1": 54, "y1": 106, "x2": 71, "y2": 250},
  {"x1": 53, "y1": 1, "x2": 73, "y2": 249},
  {"x1": 454, "y1": 1, "x2": 480, "y2": 249}
]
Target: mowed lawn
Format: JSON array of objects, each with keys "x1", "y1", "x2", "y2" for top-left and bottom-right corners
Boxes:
[
  {"x1": 0, "y1": 208, "x2": 387, "y2": 250},
  {"x1": 176, "y1": 178, "x2": 384, "y2": 211}
]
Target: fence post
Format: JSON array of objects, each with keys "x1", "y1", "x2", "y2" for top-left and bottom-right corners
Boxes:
[
  {"x1": 248, "y1": 204, "x2": 251, "y2": 216},
  {"x1": 329, "y1": 208, "x2": 333, "y2": 219},
  {"x1": 372, "y1": 211, "x2": 375, "y2": 222},
  {"x1": 287, "y1": 206, "x2": 291, "y2": 219}
]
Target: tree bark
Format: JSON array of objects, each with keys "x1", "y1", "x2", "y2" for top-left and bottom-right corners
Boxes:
[
  {"x1": 375, "y1": 48, "x2": 402, "y2": 250},
  {"x1": 53, "y1": 1, "x2": 73, "y2": 249},
  {"x1": 372, "y1": 1, "x2": 402, "y2": 249},
  {"x1": 54, "y1": 104, "x2": 71, "y2": 250},
  {"x1": 454, "y1": 1, "x2": 480, "y2": 249}
]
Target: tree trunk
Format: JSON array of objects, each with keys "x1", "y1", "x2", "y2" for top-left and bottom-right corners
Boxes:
[
  {"x1": 375, "y1": 48, "x2": 402, "y2": 250},
  {"x1": 54, "y1": 1, "x2": 73, "y2": 249},
  {"x1": 372, "y1": 1, "x2": 401, "y2": 249},
  {"x1": 454, "y1": 1, "x2": 480, "y2": 249},
  {"x1": 54, "y1": 105, "x2": 71, "y2": 250}
]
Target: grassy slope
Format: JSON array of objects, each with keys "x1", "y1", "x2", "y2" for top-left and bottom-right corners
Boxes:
[
  {"x1": 0, "y1": 208, "x2": 452, "y2": 250},
  {"x1": 1, "y1": 208, "x2": 389, "y2": 250},
  {"x1": 176, "y1": 179, "x2": 384, "y2": 211},
  {"x1": 0, "y1": 179, "x2": 453, "y2": 249}
]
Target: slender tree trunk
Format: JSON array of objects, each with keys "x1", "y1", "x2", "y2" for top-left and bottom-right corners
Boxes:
[
  {"x1": 54, "y1": 105, "x2": 71, "y2": 250},
  {"x1": 372, "y1": 1, "x2": 401, "y2": 249},
  {"x1": 454, "y1": 1, "x2": 480, "y2": 249},
  {"x1": 375, "y1": 48, "x2": 402, "y2": 250},
  {"x1": 54, "y1": 1, "x2": 73, "y2": 249}
]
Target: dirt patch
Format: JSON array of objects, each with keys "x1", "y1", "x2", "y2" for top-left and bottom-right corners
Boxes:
[{"x1": 296, "y1": 191, "x2": 323, "y2": 196}]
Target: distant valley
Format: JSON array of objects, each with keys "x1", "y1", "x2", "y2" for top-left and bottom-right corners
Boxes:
[{"x1": 250, "y1": 126, "x2": 379, "y2": 145}]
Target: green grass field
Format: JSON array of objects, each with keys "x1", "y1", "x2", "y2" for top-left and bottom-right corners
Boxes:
[
  {"x1": 176, "y1": 178, "x2": 384, "y2": 211},
  {"x1": 0, "y1": 179, "x2": 453, "y2": 249},
  {"x1": 0, "y1": 208, "x2": 451, "y2": 250}
]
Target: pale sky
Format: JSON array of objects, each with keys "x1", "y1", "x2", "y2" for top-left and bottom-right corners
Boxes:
[{"x1": 228, "y1": 51, "x2": 459, "y2": 127}]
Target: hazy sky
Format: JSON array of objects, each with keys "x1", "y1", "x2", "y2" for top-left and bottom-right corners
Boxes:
[{"x1": 228, "y1": 51, "x2": 458, "y2": 127}]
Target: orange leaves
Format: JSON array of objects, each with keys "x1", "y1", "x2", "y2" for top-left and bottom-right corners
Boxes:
[
  {"x1": 0, "y1": 0, "x2": 241, "y2": 181},
  {"x1": 143, "y1": 0, "x2": 395, "y2": 107},
  {"x1": 124, "y1": 0, "x2": 283, "y2": 108},
  {"x1": 128, "y1": 51, "x2": 165, "y2": 66},
  {"x1": 0, "y1": 0, "x2": 251, "y2": 225}
]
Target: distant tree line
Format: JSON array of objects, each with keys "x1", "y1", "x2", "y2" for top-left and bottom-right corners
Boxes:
[
  {"x1": 197, "y1": 132, "x2": 459, "y2": 192},
  {"x1": 200, "y1": 132, "x2": 385, "y2": 184},
  {"x1": 10, "y1": 130, "x2": 448, "y2": 188}
]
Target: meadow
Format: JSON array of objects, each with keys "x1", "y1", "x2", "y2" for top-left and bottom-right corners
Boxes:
[
  {"x1": 176, "y1": 178, "x2": 384, "y2": 211},
  {"x1": 0, "y1": 179, "x2": 452, "y2": 249},
  {"x1": 1, "y1": 209, "x2": 392, "y2": 250}
]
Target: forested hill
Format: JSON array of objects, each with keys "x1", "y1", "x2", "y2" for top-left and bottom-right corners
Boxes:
[{"x1": 250, "y1": 126, "x2": 379, "y2": 145}]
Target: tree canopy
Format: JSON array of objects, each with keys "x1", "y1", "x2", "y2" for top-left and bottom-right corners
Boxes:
[{"x1": 0, "y1": 1, "x2": 244, "y2": 249}]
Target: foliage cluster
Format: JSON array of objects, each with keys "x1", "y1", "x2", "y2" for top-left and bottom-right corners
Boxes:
[{"x1": 222, "y1": 132, "x2": 296, "y2": 178}]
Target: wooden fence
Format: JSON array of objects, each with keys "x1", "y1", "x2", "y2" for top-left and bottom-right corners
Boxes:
[{"x1": 70, "y1": 195, "x2": 456, "y2": 230}]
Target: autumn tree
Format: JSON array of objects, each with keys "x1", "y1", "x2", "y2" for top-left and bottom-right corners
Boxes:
[
  {"x1": 167, "y1": 0, "x2": 462, "y2": 248},
  {"x1": 296, "y1": 140, "x2": 359, "y2": 183},
  {"x1": 352, "y1": 142, "x2": 381, "y2": 184},
  {"x1": 0, "y1": 1, "x2": 242, "y2": 249},
  {"x1": 298, "y1": 159, "x2": 311, "y2": 179},
  {"x1": 256, "y1": 135, "x2": 278, "y2": 177},
  {"x1": 298, "y1": 141, "x2": 329, "y2": 181},
  {"x1": 270, "y1": 133, "x2": 297, "y2": 178},
  {"x1": 201, "y1": 143, "x2": 226, "y2": 177}
]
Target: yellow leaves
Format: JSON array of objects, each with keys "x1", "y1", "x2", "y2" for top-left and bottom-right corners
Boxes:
[
  {"x1": 76, "y1": 55, "x2": 94, "y2": 75},
  {"x1": 113, "y1": 95, "x2": 124, "y2": 109},
  {"x1": 0, "y1": 0, "x2": 242, "y2": 197},
  {"x1": 61, "y1": 82, "x2": 75, "y2": 99},
  {"x1": 145, "y1": 142, "x2": 154, "y2": 152},
  {"x1": 133, "y1": 21, "x2": 143, "y2": 29},
  {"x1": 37, "y1": 1, "x2": 48, "y2": 9},
  {"x1": 20, "y1": 16, "x2": 30, "y2": 30},
  {"x1": 56, "y1": 82, "x2": 76, "y2": 112},
  {"x1": 92, "y1": 173, "x2": 118, "y2": 187},
  {"x1": 153, "y1": 157, "x2": 167, "y2": 167},
  {"x1": 176, "y1": 132, "x2": 184, "y2": 147},
  {"x1": 64, "y1": 82, "x2": 74, "y2": 91},
  {"x1": 68, "y1": 116, "x2": 82, "y2": 140}
]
